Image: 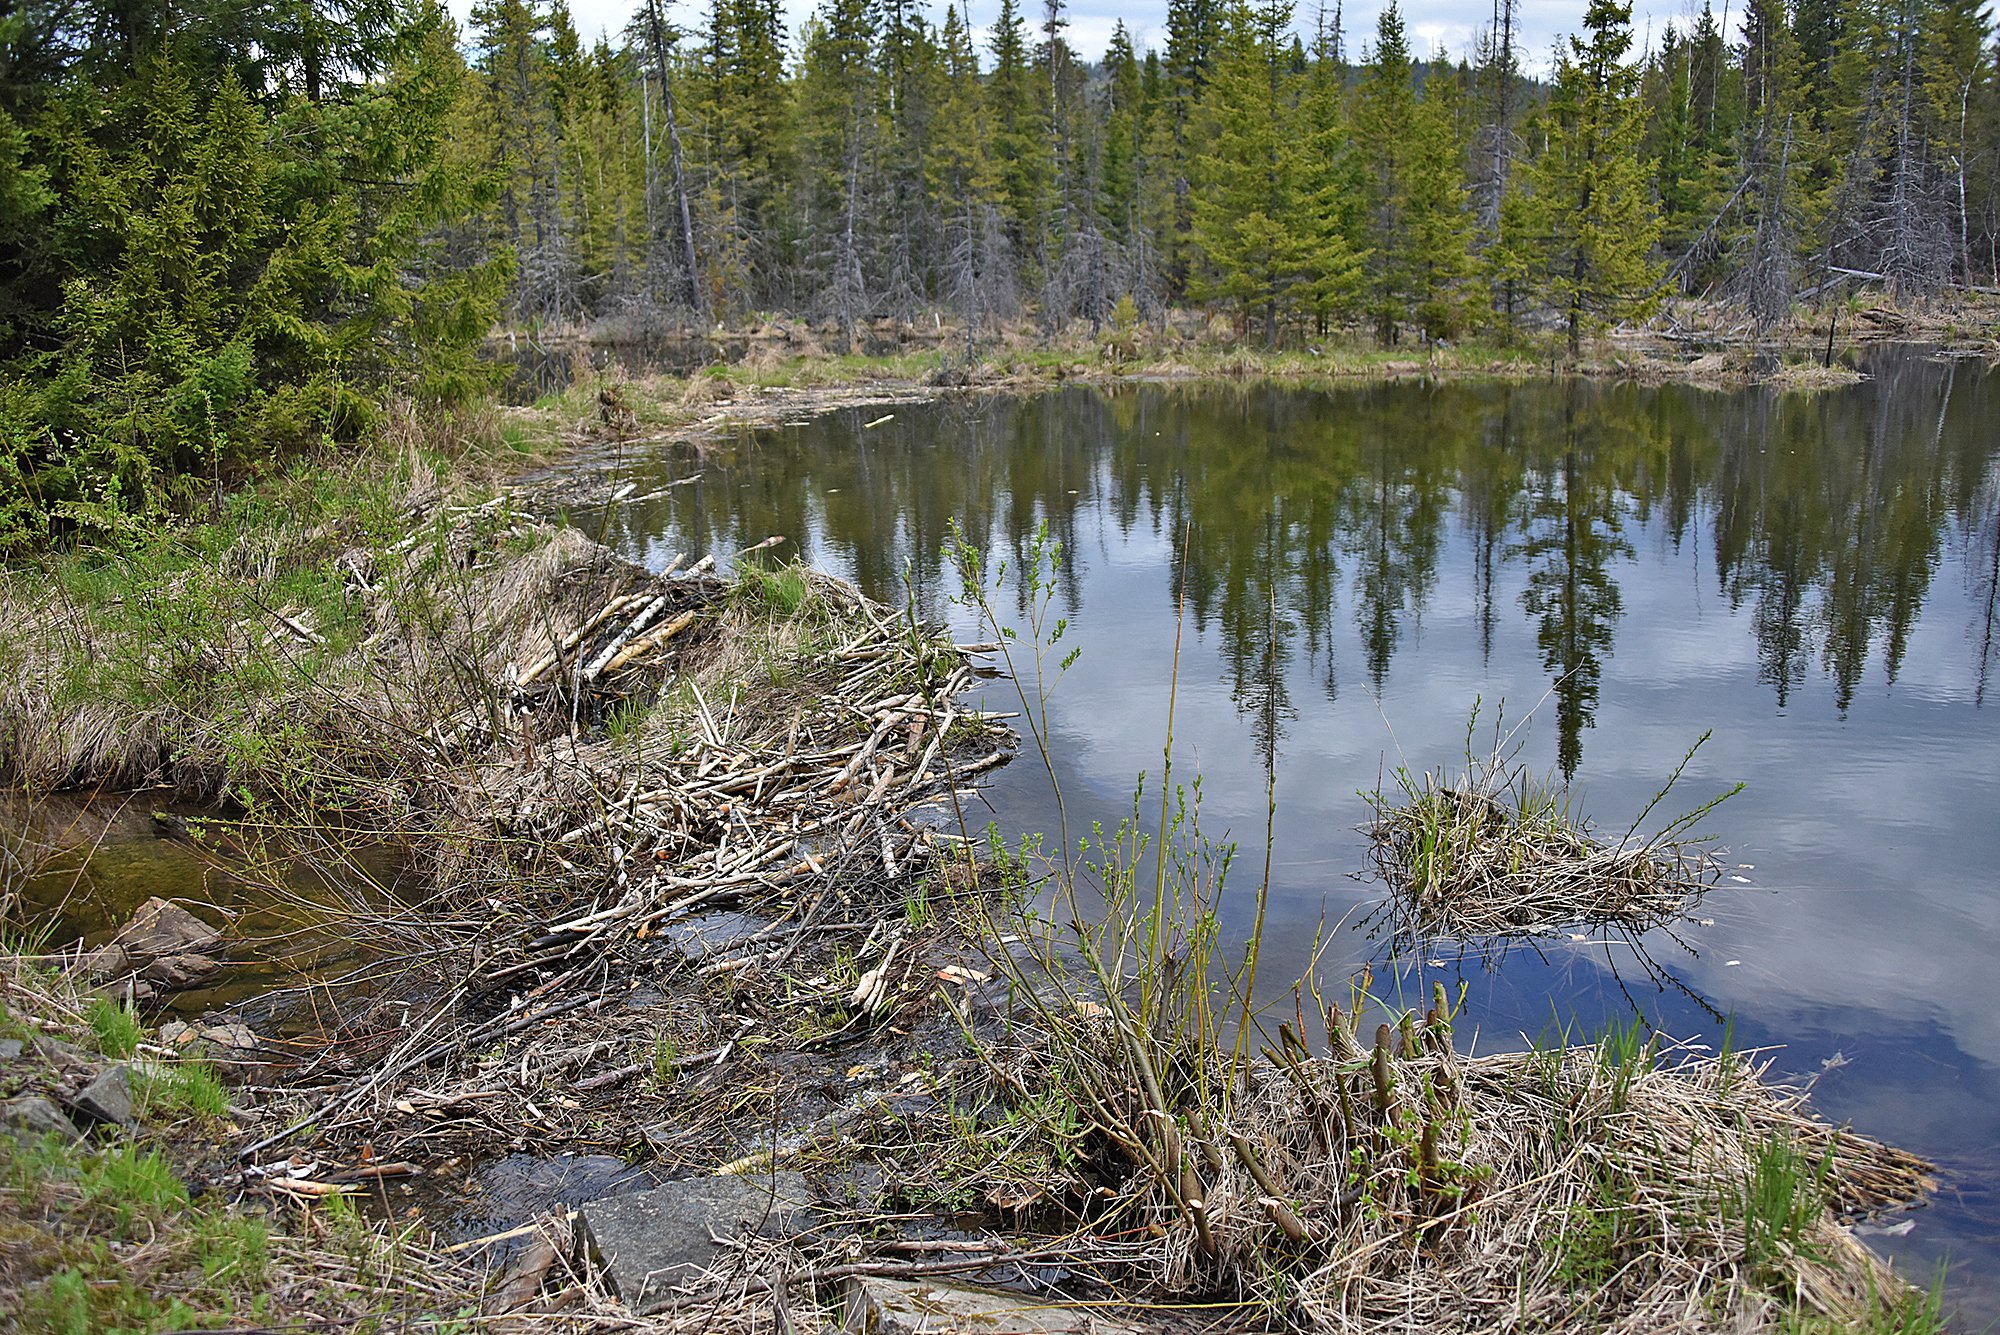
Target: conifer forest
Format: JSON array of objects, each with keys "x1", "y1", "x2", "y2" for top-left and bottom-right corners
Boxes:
[{"x1": 4, "y1": 0, "x2": 2000, "y2": 535}]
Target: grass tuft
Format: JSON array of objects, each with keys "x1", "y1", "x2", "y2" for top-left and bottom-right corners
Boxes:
[
  {"x1": 86, "y1": 996, "x2": 141, "y2": 1058},
  {"x1": 1366, "y1": 709, "x2": 1741, "y2": 938}
]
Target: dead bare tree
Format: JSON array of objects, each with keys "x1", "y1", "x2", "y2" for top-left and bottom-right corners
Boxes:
[{"x1": 640, "y1": 0, "x2": 706, "y2": 321}]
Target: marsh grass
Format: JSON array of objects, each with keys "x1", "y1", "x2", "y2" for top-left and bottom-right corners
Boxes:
[
  {"x1": 1366, "y1": 710, "x2": 1740, "y2": 938},
  {"x1": 935, "y1": 527, "x2": 1933, "y2": 1329}
]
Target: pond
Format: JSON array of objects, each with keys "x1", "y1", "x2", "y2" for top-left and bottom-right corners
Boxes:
[{"x1": 576, "y1": 348, "x2": 2000, "y2": 1318}]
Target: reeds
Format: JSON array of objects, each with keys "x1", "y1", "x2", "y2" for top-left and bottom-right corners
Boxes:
[
  {"x1": 1365, "y1": 720, "x2": 1739, "y2": 938},
  {"x1": 936, "y1": 532, "x2": 1930, "y2": 1329},
  {"x1": 808, "y1": 974, "x2": 1937, "y2": 1331}
]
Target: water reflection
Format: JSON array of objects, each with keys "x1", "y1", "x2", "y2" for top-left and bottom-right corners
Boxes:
[
  {"x1": 591, "y1": 354, "x2": 1999, "y2": 765},
  {"x1": 582, "y1": 349, "x2": 2000, "y2": 1314}
]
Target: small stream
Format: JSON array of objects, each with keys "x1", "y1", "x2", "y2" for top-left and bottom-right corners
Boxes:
[{"x1": 6, "y1": 795, "x2": 402, "y2": 1023}]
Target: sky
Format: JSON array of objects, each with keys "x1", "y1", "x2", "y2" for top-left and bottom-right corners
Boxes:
[{"x1": 449, "y1": 0, "x2": 1718, "y2": 79}]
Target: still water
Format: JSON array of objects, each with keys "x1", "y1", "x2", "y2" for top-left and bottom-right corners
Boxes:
[{"x1": 581, "y1": 349, "x2": 2000, "y2": 1315}]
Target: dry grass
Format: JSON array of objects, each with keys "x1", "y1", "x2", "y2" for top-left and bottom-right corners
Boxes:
[
  {"x1": 0, "y1": 468, "x2": 646, "y2": 805},
  {"x1": 1365, "y1": 734, "x2": 1736, "y2": 939},
  {"x1": 930, "y1": 989, "x2": 1935, "y2": 1333}
]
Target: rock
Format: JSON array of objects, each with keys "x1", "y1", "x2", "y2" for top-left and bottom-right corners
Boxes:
[
  {"x1": 79, "y1": 900, "x2": 225, "y2": 993},
  {"x1": 94, "y1": 979, "x2": 159, "y2": 1006},
  {"x1": 79, "y1": 944, "x2": 133, "y2": 982},
  {"x1": 158, "y1": 1022, "x2": 196, "y2": 1049},
  {"x1": 0, "y1": 1096, "x2": 80, "y2": 1140},
  {"x1": 197, "y1": 1021, "x2": 259, "y2": 1051},
  {"x1": 576, "y1": 1172, "x2": 810, "y2": 1313},
  {"x1": 141, "y1": 953, "x2": 223, "y2": 990},
  {"x1": 110, "y1": 898, "x2": 222, "y2": 959},
  {"x1": 0, "y1": 1038, "x2": 24, "y2": 1062},
  {"x1": 29, "y1": 1035, "x2": 84, "y2": 1067},
  {"x1": 846, "y1": 1278, "x2": 1143, "y2": 1335},
  {"x1": 66, "y1": 1065, "x2": 134, "y2": 1126}
]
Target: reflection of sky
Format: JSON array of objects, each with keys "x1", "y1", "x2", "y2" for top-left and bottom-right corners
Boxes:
[
  {"x1": 589, "y1": 373, "x2": 2000, "y2": 1317},
  {"x1": 450, "y1": 0, "x2": 1681, "y2": 78}
]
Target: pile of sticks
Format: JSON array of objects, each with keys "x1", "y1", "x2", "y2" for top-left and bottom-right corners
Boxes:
[{"x1": 245, "y1": 562, "x2": 1010, "y2": 1160}]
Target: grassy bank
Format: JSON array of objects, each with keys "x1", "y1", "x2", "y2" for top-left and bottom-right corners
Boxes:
[
  {"x1": 0, "y1": 952, "x2": 489, "y2": 1332},
  {"x1": 495, "y1": 293, "x2": 2000, "y2": 432}
]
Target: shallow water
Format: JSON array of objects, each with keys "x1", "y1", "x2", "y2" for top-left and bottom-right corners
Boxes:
[
  {"x1": 580, "y1": 348, "x2": 2000, "y2": 1317},
  {"x1": 6, "y1": 796, "x2": 401, "y2": 1018}
]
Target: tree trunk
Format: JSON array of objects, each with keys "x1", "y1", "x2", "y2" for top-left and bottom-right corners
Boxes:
[{"x1": 643, "y1": 0, "x2": 705, "y2": 319}]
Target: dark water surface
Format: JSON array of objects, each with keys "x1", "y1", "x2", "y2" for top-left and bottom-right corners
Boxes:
[
  {"x1": 7, "y1": 797, "x2": 400, "y2": 1019},
  {"x1": 579, "y1": 349, "x2": 2000, "y2": 1316}
]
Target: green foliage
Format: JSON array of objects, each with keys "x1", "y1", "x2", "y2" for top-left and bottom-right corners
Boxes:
[
  {"x1": 87, "y1": 996, "x2": 142, "y2": 1059},
  {"x1": 1547, "y1": 1161, "x2": 1647, "y2": 1291},
  {"x1": 1349, "y1": 6, "x2": 1476, "y2": 342},
  {"x1": 192, "y1": 1212, "x2": 271, "y2": 1289},
  {"x1": 142, "y1": 1060, "x2": 231, "y2": 1121},
  {"x1": 4, "y1": 0, "x2": 1997, "y2": 520},
  {"x1": 1784, "y1": 1273, "x2": 1950, "y2": 1335},
  {"x1": 1506, "y1": 0, "x2": 1663, "y2": 354},
  {"x1": 745, "y1": 565, "x2": 811, "y2": 616},
  {"x1": 83, "y1": 1145, "x2": 189, "y2": 1228},
  {"x1": 0, "y1": 3, "x2": 504, "y2": 550},
  {"x1": 1188, "y1": 0, "x2": 1302, "y2": 343},
  {"x1": 1741, "y1": 1136, "x2": 1833, "y2": 1285}
]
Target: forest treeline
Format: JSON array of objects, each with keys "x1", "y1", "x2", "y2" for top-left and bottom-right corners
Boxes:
[
  {"x1": 1, "y1": 0, "x2": 1997, "y2": 544},
  {"x1": 445, "y1": 0, "x2": 1997, "y2": 341}
]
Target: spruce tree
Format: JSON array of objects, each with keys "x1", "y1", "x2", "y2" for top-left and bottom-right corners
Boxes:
[
  {"x1": 1351, "y1": 7, "x2": 1473, "y2": 341},
  {"x1": 1287, "y1": 16, "x2": 1367, "y2": 332},
  {"x1": 987, "y1": 0, "x2": 1052, "y2": 276},
  {"x1": 1402, "y1": 55, "x2": 1476, "y2": 337},
  {"x1": 0, "y1": 0, "x2": 503, "y2": 542},
  {"x1": 1513, "y1": 0, "x2": 1662, "y2": 355},
  {"x1": 1189, "y1": 0, "x2": 1297, "y2": 344}
]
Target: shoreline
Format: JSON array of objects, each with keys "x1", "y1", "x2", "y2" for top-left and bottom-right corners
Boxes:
[{"x1": 0, "y1": 348, "x2": 1962, "y2": 1331}]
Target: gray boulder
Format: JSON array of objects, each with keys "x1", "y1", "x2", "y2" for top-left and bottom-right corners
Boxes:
[
  {"x1": 66, "y1": 1065, "x2": 134, "y2": 1126},
  {"x1": 576, "y1": 1171, "x2": 810, "y2": 1313},
  {"x1": 846, "y1": 1277, "x2": 1144, "y2": 1335},
  {"x1": 0, "y1": 1096, "x2": 80, "y2": 1140}
]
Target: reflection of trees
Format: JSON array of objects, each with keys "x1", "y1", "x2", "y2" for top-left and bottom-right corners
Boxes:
[
  {"x1": 1515, "y1": 387, "x2": 1635, "y2": 779},
  {"x1": 1460, "y1": 390, "x2": 1526, "y2": 665},
  {"x1": 589, "y1": 356, "x2": 1997, "y2": 731},
  {"x1": 1161, "y1": 385, "x2": 1357, "y2": 748},
  {"x1": 1163, "y1": 383, "x2": 1468, "y2": 749},
  {"x1": 1713, "y1": 354, "x2": 1964, "y2": 715},
  {"x1": 1972, "y1": 477, "x2": 2000, "y2": 706},
  {"x1": 1952, "y1": 360, "x2": 2000, "y2": 706},
  {"x1": 1343, "y1": 389, "x2": 1455, "y2": 692}
]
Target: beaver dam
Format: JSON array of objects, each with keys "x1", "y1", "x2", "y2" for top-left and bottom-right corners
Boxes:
[{"x1": 0, "y1": 459, "x2": 1946, "y2": 1331}]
